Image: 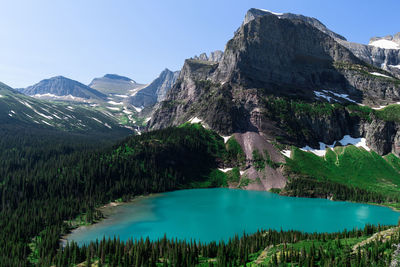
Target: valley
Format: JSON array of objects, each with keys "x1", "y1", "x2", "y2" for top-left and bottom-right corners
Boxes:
[{"x1": 1, "y1": 4, "x2": 400, "y2": 267}]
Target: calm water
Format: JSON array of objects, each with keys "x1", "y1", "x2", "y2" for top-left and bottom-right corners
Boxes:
[{"x1": 66, "y1": 188, "x2": 399, "y2": 245}]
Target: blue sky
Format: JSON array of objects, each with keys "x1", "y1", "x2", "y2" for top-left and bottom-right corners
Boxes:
[{"x1": 0, "y1": 0, "x2": 398, "y2": 88}]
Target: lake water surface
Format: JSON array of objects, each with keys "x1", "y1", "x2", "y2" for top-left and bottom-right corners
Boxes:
[{"x1": 66, "y1": 188, "x2": 399, "y2": 245}]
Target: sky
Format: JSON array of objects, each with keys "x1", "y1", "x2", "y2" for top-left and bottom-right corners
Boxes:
[{"x1": 0, "y1": 0, "x2": 398, "y2": 88}]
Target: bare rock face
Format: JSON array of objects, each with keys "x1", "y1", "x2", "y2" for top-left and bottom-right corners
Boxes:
[
  {"x1": 128, "y1": 69, "x2": 180, "y2": 108},
  {"x1": 233, "y1": 132, "x2": 286, "y2": 191},
  {"x1": 149, "y1": 8, "x2": 400, "y2": 190},
  {"x1": 338, "y1": 38, "x2": 400, "y2": 79},
  {"x1": 192, "y1": 50, "x2": 224, "y2": 62}
]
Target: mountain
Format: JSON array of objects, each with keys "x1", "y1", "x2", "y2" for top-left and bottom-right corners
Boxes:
[
  {"x1": 18, "y1": 76, "x2": 106, "y2": 101},
  {"x1": 127, "y1": 68, "x2": 180, "y2": 108},
  {"x1": 88, "y1": 74, "x2": 145, "y2": 96},
  {"x1": 149, "y1": 8, "x2": 400, "y2": 190},
  {"x1": 192, "y1": 50, "x2": 224, "y2": 62},
  {"x1": 0, "y1": 81, "x2": 131, "y2": 136},
  {"x1": 336, "y1": 33, "x2": 400, "y2": 79}
]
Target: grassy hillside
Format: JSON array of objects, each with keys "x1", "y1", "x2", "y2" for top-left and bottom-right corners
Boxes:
[{"x1": 285, "y1": 145, "x2": 400, "y2": 200}]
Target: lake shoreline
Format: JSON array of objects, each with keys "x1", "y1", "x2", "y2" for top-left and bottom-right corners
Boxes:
[
  {"x1": 62, "y1": 188, "x2": 400, "y2": 246},
  {"x1": 60, "y1": 193, "x2": 161, "y2": 246}
]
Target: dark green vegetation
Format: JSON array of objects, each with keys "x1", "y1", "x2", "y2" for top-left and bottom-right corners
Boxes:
[
  {"x1": 0, "y1": 123, "x2": 245, "y2": 266},
  {"x1": 56, "y1": 225, "x2": 398, "y2": 266},
  {"x1": 1, "y1": 98, "x2": 400, "y2": 266}
]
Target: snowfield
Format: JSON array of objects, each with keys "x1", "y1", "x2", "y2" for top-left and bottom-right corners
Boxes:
[
  {"x1": 301, "y1": 135, "x2": 370, "y2": 156},
  {"x1": 189, "y1": 117, "x2": 202, "y2": 123},
  {"x1": 369, "y1": 39, "x2": 400, "y2": 50}
]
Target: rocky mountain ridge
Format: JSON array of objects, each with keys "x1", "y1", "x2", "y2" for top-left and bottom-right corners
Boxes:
[
  {"x1": 192, "y1": 50, "x2": 224, "y2": 62},
  {"x1": 18, "y1": 76, "x2": 106, "y2": 101},
  {"x1": 148, "y1": 8, "x2": 400, "y2": 191},
  {"x1": 127, "y1": 68, "x2": 180, "y2": 108}
]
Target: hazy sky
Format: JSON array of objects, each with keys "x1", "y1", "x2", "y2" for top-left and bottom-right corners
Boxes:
[{"x1": 0, "y1": 0, "x2": 398, "y2": 88}]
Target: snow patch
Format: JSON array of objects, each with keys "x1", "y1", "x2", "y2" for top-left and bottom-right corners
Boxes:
[
  {"x1": 91, "y1": 117, "x2": 102, "y2": 124},
  {"x1": 41, "y1": 120, "x2": 53, "y2": 126},
  {"x1": 222, "y1": 135, "x2": 231, "y2": 143},
  {"x1": 0, "y1": 95, "x2": 3, "y2": 98},
  {"x1": 314, "y1": 91, "x2": 332, "y2": 102},
  {"x1": 218, "y1": 168, "x2": 233, "y2": 173},
  {"x1": 19, "y1": 100, "x2": 33, "y2": 109},
  {"x1": 104, "y1": 123, "x2": 112, "y2": 129},
  {"x1": 370, "y1": 72, "x2": 391, "y2": 78},
  {"x1": 107, "y1": 101, "x2": 124, "y2": 105},
  {"x1": 389, "y1": 64, "x2": 400, "y2": 69},
  {"x1": 52, "y1": 113, "x2": 62, "y2": 120},
  {"x1": 33, "y1": 110, "x2": 53, "y2": 120},
  {"x1": 339, "y1": 135, "x2": 370, "y2": 151},
  {"x1": 115, "y1": 94, "x2": 129, "y2": 98},
  {"x1": 258, "y1": 9, "x2": 284, "y2": 16},
  {"x1": 133, "y1": 106, "x2": 143, "y2": 112},
  {"x1": 314, "y1": 90, "x2": 357, "y2": 103},
  {"x1": 369, "y1": 39, "x2": 400, "y2": 50},
  {"x1": 372, "y1": 102, "x2": 400, "y2": 110},
  {"x1": 240, "y1": 171, "x2": 245, "y2": 175},
  {"x1": 189, "y1": 117, "x2": 202, "y2": 123},
  {"x1": 301, "y1": 135, "x2": 370, "y2": 156},
  {"x1": 281, "y1": 150, "x2": 291, "y2": 158},
  {"x1": 145, "y1": 117, "x2": 151, "y2": 123},
  {"x1": 106, "y1": 106, "x2": 120, "y2": 111},
  {"x1": 123, "y1": 109, "x2": 132, "y2": 115}
]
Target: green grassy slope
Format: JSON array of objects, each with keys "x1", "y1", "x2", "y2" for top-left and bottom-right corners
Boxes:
[{"x1": 286, "y1": 146, "x2": 400, "y2": 195}]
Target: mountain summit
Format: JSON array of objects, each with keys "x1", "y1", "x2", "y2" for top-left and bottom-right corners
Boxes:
[
  {"x1": 89, "y1": 74, "x2": 145, "y2": 95},
  {"x1": 148, "y1": 8, "x2": 400, "y2": 191},
  {"x1": 19, "y1": 76, "x2": 106, "y2": 101}
]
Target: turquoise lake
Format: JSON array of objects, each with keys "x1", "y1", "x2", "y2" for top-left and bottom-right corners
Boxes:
[{"x1": 66, "y1": 188, "x2": 400, "y2": 245}]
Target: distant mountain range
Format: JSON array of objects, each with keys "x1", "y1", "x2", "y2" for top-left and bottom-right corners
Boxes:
[
  {"x1": 88, "y1": 74, "x2": 145, "y2": 96},
  {"x1": 17, "y1": 76, "x2": 106, "y2": 101},
  {"x1": 0, "y1": 81, "x2": 131, "y2": 135}
]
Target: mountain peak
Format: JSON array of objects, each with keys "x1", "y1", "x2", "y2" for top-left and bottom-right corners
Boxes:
[
  {"x1": 19, "y1": 76, "x2": 106, "y2": 100},
  {"x1": 243, "y1": 8, "x2": 346, "y2": 41},
  {"x1": 103, "y1": 74, "x2": 135, "y2": 83},
  {"x1": 192, "y1": 50, "x2": 224, "y2": 62}
]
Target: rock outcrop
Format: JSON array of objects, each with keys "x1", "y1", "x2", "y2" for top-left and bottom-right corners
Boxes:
[
  {"x1": 148, "y1": 8, "x2": 400, "y2": 189},
  {"x1": 192, "y1": 50, "x2": 224, "y2": 62},
  {"x1": 127, "y1": 68, "x2": 180, "y2": 108}
]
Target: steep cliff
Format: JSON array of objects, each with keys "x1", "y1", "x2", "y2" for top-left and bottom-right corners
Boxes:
[
  {"x1": 127, "y1": 68, "x2": 180, "y2": 108},
  {"x1": 148, "y1": 8, "x2": 400, "y2": 190}
]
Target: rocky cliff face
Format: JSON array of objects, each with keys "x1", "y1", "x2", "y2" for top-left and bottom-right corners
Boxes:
[
  {"x1": 338, "y1": 37, "x2": 400, "y2": 79},
  {"x1": 127, "y1": 68, "x2": 180, "y2": 108},
  {"x1": 192, "y1": 50, "x2": 224, "y2": 62},
  {"x1": 148, "y1": 8, "x2": 400, "y2": 190},
  {"x1": 19, "y1": 76, "x2": 106, "y2": 101},
  {"x1": 150, "y1": 10, "x2": 400, "y2": 131}
]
